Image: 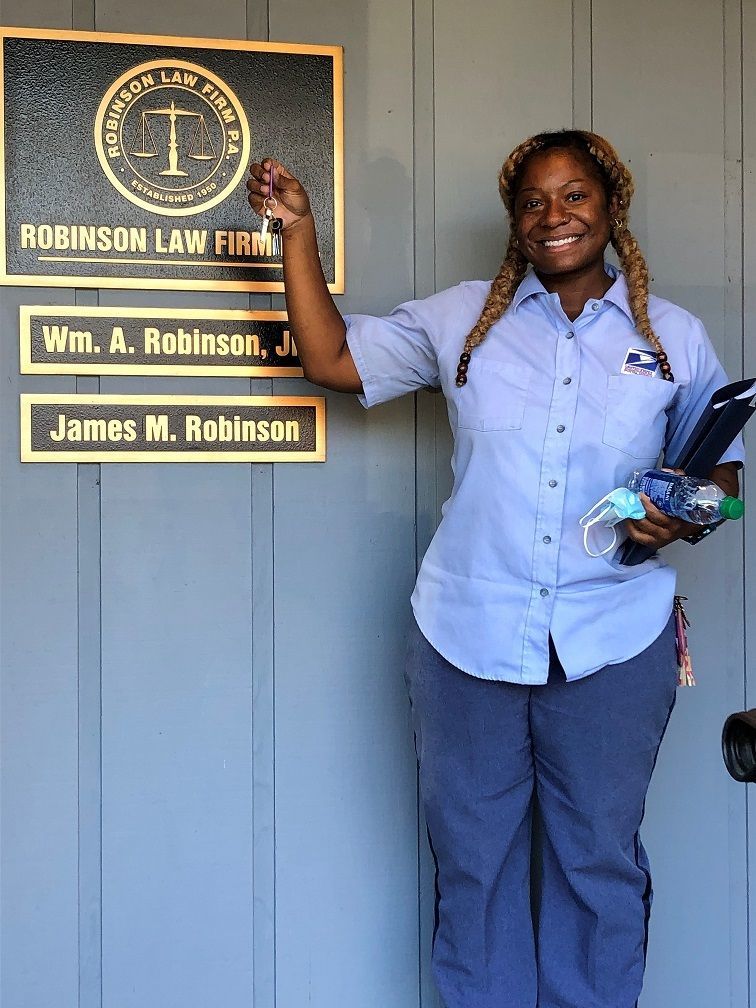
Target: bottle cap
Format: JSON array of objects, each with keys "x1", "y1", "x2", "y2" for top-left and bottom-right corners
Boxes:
[{"x1": 720, "y1": 496, "x2": 745, "y2": 520}]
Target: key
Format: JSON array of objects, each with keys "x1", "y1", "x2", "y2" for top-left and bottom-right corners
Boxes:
[
  {"x1": 260, "y1": 207, "x2": 273, "y2": 240},
  {"x1": 260, "y1": 166, "x2": 277, "y2": 241},
  {"x1": 270, "y1": 217, "x2": 283, "y2": 256}
]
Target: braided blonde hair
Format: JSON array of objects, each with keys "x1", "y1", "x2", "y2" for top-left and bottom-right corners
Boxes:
[{"x1": 455, "y1": 130, "x2": 674, "y2": 386}]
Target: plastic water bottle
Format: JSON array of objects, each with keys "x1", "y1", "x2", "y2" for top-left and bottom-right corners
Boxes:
[{"x1": 626, "y1": 468, "x2": 744, "y2": 524}]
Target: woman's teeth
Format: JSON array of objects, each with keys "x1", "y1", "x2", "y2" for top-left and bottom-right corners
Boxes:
[{"x1": 542, "y1": 235, "x2": 581, "y2": 247}]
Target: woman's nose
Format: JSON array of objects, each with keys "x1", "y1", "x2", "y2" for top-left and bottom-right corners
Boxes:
[{"x1": 541, "y1": 200, "x2": 569, "y2": 228}]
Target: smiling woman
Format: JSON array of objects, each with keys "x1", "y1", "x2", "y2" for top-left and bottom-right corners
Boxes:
[
  {"x1": 245, "y1": 130, "x2": 744, "y2": 1008},
  {"x1": 455, "y1": 130, "x2": 675, "y2": 386}
]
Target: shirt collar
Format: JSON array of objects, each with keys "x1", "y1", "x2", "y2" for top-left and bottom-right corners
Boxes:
[{"x1": 511, "y1": 262, "x2": 635, "y2": 324}]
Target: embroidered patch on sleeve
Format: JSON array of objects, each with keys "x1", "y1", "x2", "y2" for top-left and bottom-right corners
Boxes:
[{"x1": 620, "y1": 348, "x2": 660, "y2": 377}]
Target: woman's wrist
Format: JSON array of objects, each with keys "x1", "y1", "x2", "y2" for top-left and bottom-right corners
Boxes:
[{"x1": 283, "y1": 211, "x2": 315, "y2": 237}]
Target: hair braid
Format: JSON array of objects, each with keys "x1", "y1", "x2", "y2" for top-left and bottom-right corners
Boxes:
[
  {"x1": 454, "y1": 137, "x2": 542, "y2": 387},
  {"x1": 456, "y1": 129, "x2": 675, "y2": 387},
  {"x1": 588, "y1": 139, "x2": 674, "y2": 381},
  {"x1": 454, "y1": 235, "x2": 528, "y2": 385}
]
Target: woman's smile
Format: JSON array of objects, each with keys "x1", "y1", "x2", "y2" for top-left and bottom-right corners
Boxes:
[{"x1": 539, "y1": 234, "x2": 584, "y2": 249}]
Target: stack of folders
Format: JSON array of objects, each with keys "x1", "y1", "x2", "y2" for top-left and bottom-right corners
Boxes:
[{"x1": 619, "y1": 377, "x2": 756, "y2": 567}]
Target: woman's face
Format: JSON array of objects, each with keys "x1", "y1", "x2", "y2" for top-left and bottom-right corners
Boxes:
[{"x1": 512, "y1": 148, "x2": 613, "y2": 280}]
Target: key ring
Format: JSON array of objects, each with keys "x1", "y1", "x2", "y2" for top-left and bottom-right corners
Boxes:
[{"x1": 263, "y1": 196, "x2": 278, "y2": 212}]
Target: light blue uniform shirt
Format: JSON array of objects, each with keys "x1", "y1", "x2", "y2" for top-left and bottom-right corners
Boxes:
[{"x1": 344, "y1": 265, "x2": 745, "y2": 684}]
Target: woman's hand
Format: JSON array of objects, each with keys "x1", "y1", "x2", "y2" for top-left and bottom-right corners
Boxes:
[
  {"x1": 247, "y1": 158, "x2": 312, "y2": 231},
  {"x1": 624, "y1": 493, "x2": 696, "y2": 550},
  {"x1": 624, "y1": 461, "x2": 740, "y2": 551}
]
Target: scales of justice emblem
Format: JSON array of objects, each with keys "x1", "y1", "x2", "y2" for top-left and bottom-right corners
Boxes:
[
  {"x1": 94, "y1": 59, "x2": 251, "y2": 217},
  {"x1": 131, "y1": 99, "x2": 215, "y2": 177}
]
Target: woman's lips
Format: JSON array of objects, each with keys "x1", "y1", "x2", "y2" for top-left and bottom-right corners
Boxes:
[{"x1": 539, "y1": 234, "x2": 584, "y2": 248}]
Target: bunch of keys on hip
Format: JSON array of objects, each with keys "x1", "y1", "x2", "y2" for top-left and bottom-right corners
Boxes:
[{"x1": 259, "y1": 165, "x2": 283, "y2": 255}]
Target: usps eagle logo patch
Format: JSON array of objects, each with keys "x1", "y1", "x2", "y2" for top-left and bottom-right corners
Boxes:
[{"x1": 620, "y1": 348, "x2": 660, "y2": 377}]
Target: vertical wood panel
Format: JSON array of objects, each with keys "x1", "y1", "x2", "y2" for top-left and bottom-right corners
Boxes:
[
  {"x1": 572, "y1": 0, "x2": 593, "y2": 129},
  {"x1": 0, "y1": 6, "x2": 80, "y2": 1007},
  {"x1": 0, "y1": 291, "x2": 80, "y2": 1008},
  {"x1": 91, "y1": 0, "x2": 248, "y2": 38},
  {"x1": 593, "y1": 3, "x2": 748, "y2": 1006},
  {"x1": 434, "y1": 0, "x2": 574, "y2": 291},
  {"x1": 268, "y1": 1, "x2": 420, "y2": 1006},
  {"x1": 92, "y1": 5, "x2": 261, "y2": 1007}
]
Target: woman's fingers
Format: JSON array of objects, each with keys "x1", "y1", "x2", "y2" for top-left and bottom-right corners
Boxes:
[
  {"x1": 624, "y1": 493, "x2": 691, "y2": 546},
  {"x1": 247, "y1": 158, "x2": 312, "y2": 227}
]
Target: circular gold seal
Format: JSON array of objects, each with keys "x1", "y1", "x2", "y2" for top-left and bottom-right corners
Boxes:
[{"x1": 94, "y1": 59, "x2": 250, "y2": 217}]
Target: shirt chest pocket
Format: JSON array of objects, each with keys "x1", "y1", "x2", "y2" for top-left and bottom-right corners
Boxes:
[
  {"x1": 456, "y1": 357, "x2": 532, "y2": 431},
  {"x1": 602, "y1": 374, "x2": 679, "y2": 459}
]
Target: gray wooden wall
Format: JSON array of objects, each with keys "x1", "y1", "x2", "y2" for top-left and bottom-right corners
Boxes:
[{"x1": 0, "y1": 2, "x2": 752, "y2": 1007}]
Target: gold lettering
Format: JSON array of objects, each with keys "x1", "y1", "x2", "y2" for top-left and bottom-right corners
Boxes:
[
  {"x1": 50, "y1": 414, "x2": 67, "y2": 441},
  {"x1": 68, "y1": 329, "x2": 93, "y2": 354},
  {"x1": 167, "y1": 230, "x2": 184, "y2": 254},
  {"x1": 109, "y1": 327, "x2": 128, "y2": 354},
  {"x1": 82, "y1": 419, "x2": 108, "y2": 440},
  {"x1": 144, "y1": 328, "x2": 161, "y2": 354},
  {"x1": 185, "y1": 415, "x2": 202, "y2": 441},
  {"x1": 42, "y1": 325, "x2": 68, "y2": 352},
  {"x1": 145, "y1": 414, "x2": 170, "y2": 441},
  {"x1": 21, "y1": 225, "x2": 149, "y2": 253},
  {"x1": 275, "y1": 330, "x2": 291, "y2": 357},
  {"x1": 106, "y1": 419, "x2": 124, "y2": 441},
  {"x1": 252, "y1": 232, "x2": 272, "y2": 257},
  {"x1": 183, "y1": 229, "x2": 207, "y2": 254}
]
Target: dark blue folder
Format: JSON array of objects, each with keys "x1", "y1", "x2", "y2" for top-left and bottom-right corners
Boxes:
[{"x1": 618, "y1": 377, "x2": 756, "y2": 566}]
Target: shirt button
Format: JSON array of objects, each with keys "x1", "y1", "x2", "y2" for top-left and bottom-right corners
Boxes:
[
  {"x1": 591, "y1": 302, "x2": 600, "y2": 311},
  {"x1": 548, "y1": 479, "x2": 558, "y2": 488},
  {"x1": 565, "y1": 331, "x2": 575, "y2": 339},
  {"x1": 543, "y1": 535, "x2": 552, "y2": 544},
  {"x1": 563, "y1": 377, "x2": 572, "y2": 385},
  {"x1": 540, "y1": 588, "x2": 550, "y2": 597},
  {"x1": 556, "y1": 424, "x2": 566, "y2": 433}
]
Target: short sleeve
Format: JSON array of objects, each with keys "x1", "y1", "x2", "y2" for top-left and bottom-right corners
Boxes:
[
  {"x1": 344, "y1": 285, "x2": 465, "y2": 408},
  {"x1": 664, "y1": 316, "x2": 746, "y2": 468}
]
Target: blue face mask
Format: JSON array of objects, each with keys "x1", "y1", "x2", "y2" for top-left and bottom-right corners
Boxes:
[{"x1": 579, "y1": 488, "x2": 647, "y2": 557}]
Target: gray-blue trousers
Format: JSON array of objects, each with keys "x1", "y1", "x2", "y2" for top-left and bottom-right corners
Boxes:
[{"x1": 404, "y1": 614, "x2": 677, "y2": 1008}]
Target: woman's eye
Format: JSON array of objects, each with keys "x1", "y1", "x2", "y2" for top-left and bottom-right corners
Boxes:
[
  {"x1": 566, "y1": 192, "x2": 586, "y2": 202},
  {"x1": 523, "y1": 199, "x2": 541, "y2": 210}
]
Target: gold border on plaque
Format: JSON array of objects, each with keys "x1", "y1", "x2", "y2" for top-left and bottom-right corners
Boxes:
[
  {"x1": 0, "y1": 28, "x2": 345, "y2": 294},
  {"x1": 20, "y1": 305, "x2": 304, "y2": 377},
  {"x1": 20, "y1": 393, "x2": 326, "y2": 463}
]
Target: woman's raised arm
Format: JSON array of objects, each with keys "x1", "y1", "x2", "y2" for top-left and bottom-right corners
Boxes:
[{"x1": 247, "y1": 159, "x2": 362, "y2": 393}]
